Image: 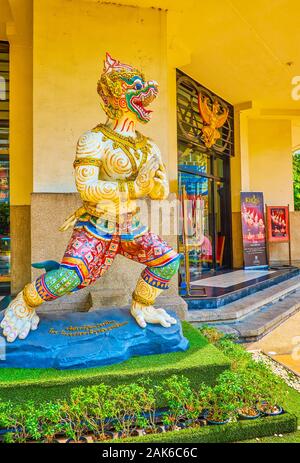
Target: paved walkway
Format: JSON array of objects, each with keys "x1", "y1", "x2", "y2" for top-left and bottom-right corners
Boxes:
[
  {"x1": 272, "y1": 354, "x2": 300, "y2": 375},
  {"x1": 247, "y1": 310, "x2": 300, "y2": 375}
]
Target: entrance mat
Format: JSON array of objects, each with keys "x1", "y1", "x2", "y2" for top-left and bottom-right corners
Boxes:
[
  {"x1": 0, "y1": 322, "x2": 230, "y2": 404},
  {"x1": 112, "y1": 412, "x2": 297, "y2": 443}
]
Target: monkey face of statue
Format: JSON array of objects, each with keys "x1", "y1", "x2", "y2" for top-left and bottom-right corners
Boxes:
[
  {"x1": 123, "y1": 76, "x2": 158, "y2": 123},
  {"x1": 97, "y1": 52, "x2": 158, "y2": 124}
]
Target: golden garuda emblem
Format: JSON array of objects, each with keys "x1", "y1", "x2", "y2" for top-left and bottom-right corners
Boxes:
[{"x1": 198, "y1": 92, "x2": 229, "y2": 148}]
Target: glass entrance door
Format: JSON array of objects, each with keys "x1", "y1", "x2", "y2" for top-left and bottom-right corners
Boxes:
[
  {"x1": 176, "y1": 69, "x2": 234, "y2": 294},
  {"x1": 178, "y1": 147, "x2": 232, "y2": 293},
  {"x1": 179, "y1": 171, "x2": 213, "y2": 280}
]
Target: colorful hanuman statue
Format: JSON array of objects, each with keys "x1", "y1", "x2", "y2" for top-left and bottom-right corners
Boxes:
[{"x1": 1, "y1": 53, "x2": 180, "y2": 343}]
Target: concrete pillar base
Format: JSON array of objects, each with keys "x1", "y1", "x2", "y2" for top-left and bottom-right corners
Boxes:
[{"x1": 89, "y1": 289, "x2": 188, "y2": 321}]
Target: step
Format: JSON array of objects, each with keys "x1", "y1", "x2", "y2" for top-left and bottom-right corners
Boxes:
[
  {"x1": 195, "y1": 288, "x2": 300, "y2": 342},
  {"x1": 187, "y1": 275, "x2": 300, "y2": 323},
  {"x1": 185, "y1": 267, "x2": 300, "y2": 309}
]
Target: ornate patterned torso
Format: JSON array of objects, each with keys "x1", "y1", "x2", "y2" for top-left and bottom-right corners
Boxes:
[
  {"x1": 73, "y1": 124, "x2": 160, "y2": 237},
  {"x1": 77, "y1": 124, "x2": 153, "y2": 182}
]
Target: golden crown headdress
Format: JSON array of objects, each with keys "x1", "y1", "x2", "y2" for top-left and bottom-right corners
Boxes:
[{"x1": 97, "y1": 53, "x2": 145, "y2": 119}]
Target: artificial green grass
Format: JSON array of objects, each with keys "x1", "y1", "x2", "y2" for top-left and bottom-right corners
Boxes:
[
  {"x1": 242, "y1": 385, "x2": 300, "y2": 443},
  {"x1": 199, "y1": 326, "x2": 300, "y2": 444},
  {"x1": 0, "y1": 322, "x2": 231, "y2": 404},
  {"x1": 108, "y1": 413, "x2": 297, "y2": 444}
]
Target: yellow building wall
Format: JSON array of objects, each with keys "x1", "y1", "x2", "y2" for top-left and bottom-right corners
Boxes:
[
  {"x1": 9, "y1": 40, "x2": 33, "y2": 205},
  {"x1": 33, "y1": 0, "x2": 171, "y2": 192},
  {"x1": 3, "y1": 0, "x2": 33, "y2": 206},
  {"x1": 248, "y1": 119, "x2": 294, "y2": 209},
  {"x1": 230, "y1": 107, "x2": 243, "y2": 267},
  {"x1": 230, "y1": 115, "x2": 295, "y2": 267},
  {"x1": 292, "y1": 122, "x2": 300, "y2": 151}
]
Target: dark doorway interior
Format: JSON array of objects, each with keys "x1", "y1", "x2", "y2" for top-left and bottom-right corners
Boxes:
[
  {"x1": 176, "y1": 70, "x2": 234, "y2": 295},
  {"x1": 0, "y1": 41, "x2": 10, "y2": 295}
]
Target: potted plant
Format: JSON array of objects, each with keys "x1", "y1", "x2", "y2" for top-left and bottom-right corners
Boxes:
[
  {"x1": 216, "y1": 337, "x2": 252, "y2": 371},
  {"x1": 39, "y1": 402, "x2": 64, "y2": 443},
  {"x1": 75, "y1": 384, "x2": 115, "y2": 442},
  {"x1": 204, "y1": 386, "x2": 236, "y2": 425},
  {"x1": 109, "y1": 383, "x2": 146, "y2": 438},
  {"x1": 204, "y1": 371, "x2": 242, "y2": 425},
  {"x1": 225, "y1": 369, "x2": 262, "y2": 420},
  {"x1": 60, "y1": 389, "x2": 89, "y2": 443},
  {"x1": 135, "y1": 380, "x2": 160, "y2": 435},
  {"x1": 255, "y1": 368, "x2": 286, "y2": 416},
  {"x1": 0, "y1": 401, "x2": 16, "y2": 443},
  {"x1": 159, "y1": 375, "x2": 198, "y2": 430},
  {"x1": 1, "y1": 401, "x2": 41, "y2": 443},
  {"x1": 191, "y1": 382, "x2": 212, "y2": 425}
]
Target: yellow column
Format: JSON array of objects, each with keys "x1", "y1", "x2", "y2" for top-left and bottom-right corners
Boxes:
[{"x1": 7, "y1": 0, "x2": 33, "y2": 293}]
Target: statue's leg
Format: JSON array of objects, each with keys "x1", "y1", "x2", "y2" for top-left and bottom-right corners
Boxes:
[
  {"x1": 1, "y1": 228, "x2": 119, "y2": 342},
  {"x1": 120, "y1": 232, "x2": 180, "y2": 328},
  {"x1": 0, "y1": 267, "x2": 82, "y2": 343}
]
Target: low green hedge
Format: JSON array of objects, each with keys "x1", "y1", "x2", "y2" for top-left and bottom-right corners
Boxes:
[
  {"x1": 0, "y1": 323, "x2": 231, "y2": 404},
  {"x1": 110, "y1": 413, "x2": 298, "y2": 444}
]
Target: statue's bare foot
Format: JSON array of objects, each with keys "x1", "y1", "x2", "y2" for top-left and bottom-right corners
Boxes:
[
  {"x1": 0, "y1": 292, "x2": 40, "y2": 343},
  {"x1": 131, "y1": 302, "x2": 177, "y2": 329}
]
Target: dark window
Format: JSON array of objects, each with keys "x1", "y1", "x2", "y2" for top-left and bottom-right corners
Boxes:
[{"x1": 0, "y1": 41, "x2": 10, "y2": 292}]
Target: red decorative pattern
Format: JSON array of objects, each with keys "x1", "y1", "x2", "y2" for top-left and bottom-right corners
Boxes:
[
  {"x1": 35, "y1": 275, "x2": 58, "y2": 301},
  {"x1": 119, "y1": 232, "x2": 172, "y2": 264},
  {"x1": 61, "y1": 227, "x2": 176, "y2": 289}
]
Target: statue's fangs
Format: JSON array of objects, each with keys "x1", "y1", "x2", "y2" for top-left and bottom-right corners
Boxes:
[{"x1": 1, "y1": 53, "x2": 180, "y2": 343}]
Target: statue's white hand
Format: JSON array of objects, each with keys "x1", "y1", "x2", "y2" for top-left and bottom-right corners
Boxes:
[
  {"x1": 149, "y1": 163, "x2": 169, "y2": 200},
  {"x1": 0, "y1": 293, "x2": 40, "y2": 343},
  {"x1": 131, "y1": 304, "x2": 177, "y2": 329},
  {"x1": 134, "y1": 157, "x2": 160, "y2": 198}
]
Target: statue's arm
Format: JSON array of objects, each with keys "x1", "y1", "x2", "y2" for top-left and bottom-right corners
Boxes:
[
  {"x1": 74, "y1": 131, "x2": 125, "y2": 203},
  {"x1": 148, "y1": 141, "x2": 169, "y2": 200}
]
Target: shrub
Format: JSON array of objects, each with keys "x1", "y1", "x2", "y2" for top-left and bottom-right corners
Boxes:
[
  {"x1": 200, "y1": 327, "x2": 289, "y2": 416},
  {"x1": 204, "y1": 370, "x2": 244, "y2": 422},
  {"x1": 60, "y1": 388, "x2": 89, "y2": 442},
  {"x1": 0, "y1": 330, "x2": 293, "y2": 443},
  {"x1": 74, "y1": 384, "x2": 115, "y2": 441},
  {"x1": 109, "y1": 383, "x2": 147, "y2": 437},
  {"x1": 39, "y1": 401, "x2": 64, "y2": 443},
  {"x1": 0, "y1": 401, "x2": 41, "y2": 443},
  {"x1": 198, "y1": 325, "x2": 224, "y2": 344},
  {"x1": 159, "y1": 375, "x2": 197, "y2": 429},
  {"x1": 216, "y1": 337, "x2": 252, "y2": 370},
  {"x1": 136, "y1": 379, "x2": 158, "y2": 433},
  {"x1": 253, "y1": 365, "x2": 288, "y2": 413}
]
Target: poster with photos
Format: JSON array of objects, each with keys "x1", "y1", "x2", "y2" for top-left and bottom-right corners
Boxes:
[
  {"x1": 241, "y1": 192, "x2": 268, "y2": 269},
  {"x1": 266, "y1": 206, "x2": 290, "y2": 243},
  {"x1": 0, "y1": 160, "x2": 9, "y2": 203}
]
